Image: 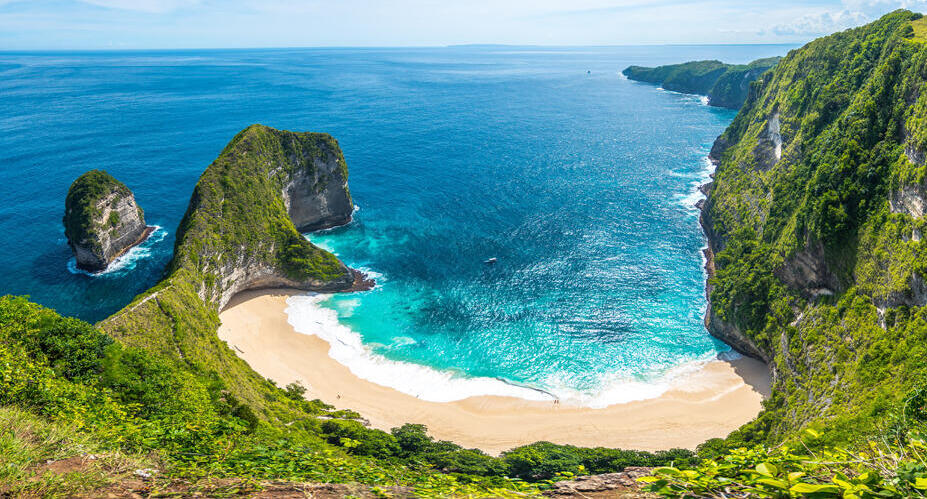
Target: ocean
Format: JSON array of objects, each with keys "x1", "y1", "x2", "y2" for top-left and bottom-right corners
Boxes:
[{"x1": 0, "y1": 44, "x2": 792, "y2": 406}]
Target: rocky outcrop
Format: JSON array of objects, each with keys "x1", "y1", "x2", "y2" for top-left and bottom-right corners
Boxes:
[
  {"x1": 167, "y1": 124, "x2": 363, "y2": 309},
  {"x1": 708, "y1": 136, "x2": 729, "y2": 165},
  {"x1": 701, "y1": 243, "x2": 771, "y2": 363},
  {"x1": 774, "y1": 240, "x2": 839, "y2": 297},
  {"x1": 890, "y1": 182, "x2": 927, "y2": 218},
  {"x1": 872, "y1": 271, "x2": 927, "y2": 309},
  {"x1": 100, "y1": 124, "x2": 370, "y2": 416},
  {"x1": 546, "y1": 467, "x2": 654, "y2": 497},
  {"x1": 708, "y1": 63, "x2": 776, "y2": 109},
  {"x1": 64, "y1": 170, "x2": 152, "y2": 272},
  {"x1": 283, "y1": 149, "x2": 353, "y2": 232},
  {"x1": 753, "y1": 112, "x2": 782, "y2": 171}
]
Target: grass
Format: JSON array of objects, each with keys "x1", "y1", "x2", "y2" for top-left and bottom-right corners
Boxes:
[
  {"x1": 0, "y1": 406, "x2": 152, "y2": 498},
  {"x1": 911, "y1": 17, "x2": 927, "y2": 42}
]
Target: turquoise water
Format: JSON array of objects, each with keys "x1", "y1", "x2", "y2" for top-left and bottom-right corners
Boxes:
[{"x1": 0, "y1": 45, "x2": 791, "y2": 405}]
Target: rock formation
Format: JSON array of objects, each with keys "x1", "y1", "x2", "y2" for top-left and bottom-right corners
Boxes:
[
  {"x1": 102, "y1": 125, "x2": 368, "y2": 397},
  {"x1": 64, "y1": 170, "x2": 152, "y2": 272},
  {"x1": 166, "y1": 124, "x2": 361, "y2": 308},
  {"x1": 697, "y1": 10, "x2": 927, "y2": 442}
]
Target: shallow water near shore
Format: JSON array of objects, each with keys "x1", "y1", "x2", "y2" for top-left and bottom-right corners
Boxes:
[{"x1": 0, "y1": 45, "x2": 791, "y2": 404}]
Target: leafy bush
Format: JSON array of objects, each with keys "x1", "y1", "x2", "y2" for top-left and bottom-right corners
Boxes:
[{"x1": 643, "y1": 430, "x2": 927, "y2": 498}]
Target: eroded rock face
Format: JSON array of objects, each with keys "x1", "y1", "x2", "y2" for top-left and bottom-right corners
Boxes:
[
  {"x1": 774, "y1": 240, "x2": 839, "y2": 297},
  {"x1": 890, "y1": 183, "x2": 927, "y2": 218},
  {"x1": 546, "y1": 467, "x2": 653, "y2": 496},
  {"x1": 701, "y1": 244, "x2": 771, "y2": 363},
  {"x1": 753, "y1": 112, "x2": 782, "y2": 170},
  {"x1": 283, "y1": 156, "x2": 353, "y2": 232},
  {"x1": 64, "y1": 170, "x2": 151, "y2": 272},
  {"x1": 165, "y1": 125, "x2": 363, "y2": 309}
]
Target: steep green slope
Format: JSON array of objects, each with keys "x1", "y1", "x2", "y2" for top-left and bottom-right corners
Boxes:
[
  {"x1": 701, "y1": 9, "x2": 927, "y2": 446},
  {"x1": 623, "y1": 57, "x2": 781, "y2": 109}
]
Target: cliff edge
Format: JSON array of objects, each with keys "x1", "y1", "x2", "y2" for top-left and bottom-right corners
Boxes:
[
  {"x1": 699, "y1": 10, "x2": 927, "y2": 445},
  {"x1": 64, "y1": 170, "x2": 152, "y2": 272}
]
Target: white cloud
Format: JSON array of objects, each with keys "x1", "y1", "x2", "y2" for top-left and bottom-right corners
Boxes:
[
  {"x1": 765, "y1": 9, "x2": 869, "y2": 36},
  {"x1": 763, "y1": 0, "x2": 927, "y2": 37}
]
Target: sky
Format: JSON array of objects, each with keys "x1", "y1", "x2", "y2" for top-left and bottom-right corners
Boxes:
[{"x1": 0, "y1": 0, "x2": 926, "y2": 50}]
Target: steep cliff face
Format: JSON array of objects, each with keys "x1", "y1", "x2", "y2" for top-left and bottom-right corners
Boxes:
[
  {"x1": 64, "y1": 170, "x2": 151, "y2": 272},
  {"x1": 283, "y1": 156, "x2": 353, "y2": 232},
  {"x1": 623, "y1": 57, "x2": 780, "y2": 110},
  {"x1": 166, "y1": 124, "x2": 357, "y2": 308},
  {"x1": 700, "y1": 10, "x2": 927, "y2": 444},
  {"x1": 100, "y1": 125, "x2": 363, "y2": 410}
]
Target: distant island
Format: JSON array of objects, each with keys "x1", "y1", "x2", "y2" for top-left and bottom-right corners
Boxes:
[{"x1": 623, "y1": 57, "x2": 781, "y2": 109}]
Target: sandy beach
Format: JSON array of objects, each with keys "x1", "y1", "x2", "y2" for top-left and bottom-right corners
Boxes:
[{"x1": 218, "y1": 289, "x2": 771, "y2": 455}]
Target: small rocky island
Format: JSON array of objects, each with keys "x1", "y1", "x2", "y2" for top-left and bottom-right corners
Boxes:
[
  {"x1": 63, "y1": 170, "x2": 153, "y2": 272},
  {"x1": 623, "y1": 57, "x2": 780, "y2": 109}
]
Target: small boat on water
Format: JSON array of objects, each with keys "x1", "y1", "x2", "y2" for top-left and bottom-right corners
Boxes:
[{"x1": 484, "y1": 257, "x2": 497, "y2": 265}]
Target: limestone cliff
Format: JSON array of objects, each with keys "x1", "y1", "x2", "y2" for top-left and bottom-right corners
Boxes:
[
  {"x1": 698, "y1": 10, "x2": 927, "y2": 444},
  {"x1": 64, "y1": 170, "x2": 152, "y2": 272},
  {"x1": 166, "y1": 124, "x2": 358, "y2": 308},
  {"x1": 100, "y1": 125, "x2": 365, "y2": 410}
]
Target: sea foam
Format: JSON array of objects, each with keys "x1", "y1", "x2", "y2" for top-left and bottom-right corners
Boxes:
[
  {"x1": 676, "y1": 155, "x2": 716, "y2": 213},
  {"x1": 67, "y1": 226, "x2": 167, "y2": 277},
  {"x1": 285, "y1": 293, "x2": 555, "y2": 403},
  {"x1": 285, "y1": 293, "x2": 729, "y2": 407}
]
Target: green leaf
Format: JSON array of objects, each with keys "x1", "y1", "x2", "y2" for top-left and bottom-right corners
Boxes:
[
  {"x1": 756, "y1": 462, "x2": 779, "y2": 477},
  {"x1": 756, "y1": 477, "x2": 790, "y2": 490},
  {"x1": 788, "y1": 471, "x2": 806, "y2": 481},
  {"x1": 790, "y1": 483, "x2": 841, "y2": 494},
  {"x1": 653, "y1": 466, "x2": 682, "y2": 477},
  {"x1": 914, "y1": 477, "x2": 927, "y2": 490}
]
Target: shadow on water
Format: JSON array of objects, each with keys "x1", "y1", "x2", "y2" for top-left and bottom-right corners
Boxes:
[{"x1": 28, "y1": 238, "x2": 171, "y2": 323}]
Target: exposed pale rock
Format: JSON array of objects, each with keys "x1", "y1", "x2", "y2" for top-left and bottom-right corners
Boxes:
[{"x1": 64, "y1": 170, "x2": 151, "y2": 272}]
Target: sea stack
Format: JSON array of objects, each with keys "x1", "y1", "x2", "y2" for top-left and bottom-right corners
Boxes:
[{"x1": 64, "y1": 170, "x2": 152, "y2": 272}]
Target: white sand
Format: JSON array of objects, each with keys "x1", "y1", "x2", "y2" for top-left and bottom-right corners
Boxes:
[{"x1": 218, "y1": 289, "x2": 771, "y2": 455}]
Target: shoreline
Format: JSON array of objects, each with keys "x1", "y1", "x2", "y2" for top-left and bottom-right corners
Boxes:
[{"x1": 218, "y1": 289, "x2": 771, "y2": 455}]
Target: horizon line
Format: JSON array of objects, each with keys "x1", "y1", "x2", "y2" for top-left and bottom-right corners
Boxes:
[{"x1": 0, "y1": 42, "x2": 804, "y2": 53}]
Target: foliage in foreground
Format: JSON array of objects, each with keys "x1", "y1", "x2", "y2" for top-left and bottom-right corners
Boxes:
[
  {"x1": 644, "y1": 383, "x2": 927, "y2": 498},
  {"x1": 0, "y1": 294, "x2": 694, "y2": 496},
  {"x1": 645, "y1": 431, "x2": 927, "y2": 498}
]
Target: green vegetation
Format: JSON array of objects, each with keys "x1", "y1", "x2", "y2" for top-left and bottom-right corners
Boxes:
[
  {"x1": 623, "y1": 57, "x2": 781, "y2": 109},
  {"x1": 14, "y1": 9, "x2": 927, "y2": 494},
  {"x1": 0, "y1": 295, "x2": 693, "y2": 495},
  {"x1": 1, "y1": 124, "x2": 702, "y2": 494},
  {"x1": 63, "y1": 170, "x2": 131, "y2": 252},
  {"x1": 644, "y1": 429, "x2": 927, "y2": 497},
  {"x1": 912, "y1": 17, "x2": 927, "y2": 42}
]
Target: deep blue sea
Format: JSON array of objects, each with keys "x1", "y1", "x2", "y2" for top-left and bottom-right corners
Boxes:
[{"x1": 0, "y1": 45, "x2": 791, "y2": 405}]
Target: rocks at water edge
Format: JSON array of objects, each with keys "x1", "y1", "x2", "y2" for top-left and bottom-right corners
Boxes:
[{"x1": 64, "y1": 170, "x2": 153, "y2": 272}]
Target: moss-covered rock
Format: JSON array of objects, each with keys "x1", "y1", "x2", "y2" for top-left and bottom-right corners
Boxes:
[
  {"x1": 623, "y1": 57, "x2": 781, "y2": 109},
  {"x1": 63, "y1": 170, "x2": 150, "y2": 272}
]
